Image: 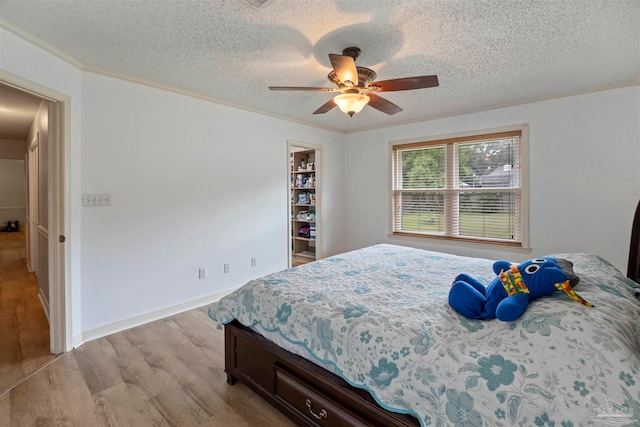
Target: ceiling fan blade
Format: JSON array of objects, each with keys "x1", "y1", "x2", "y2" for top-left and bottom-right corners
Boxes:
[
  {"x1": 313, "y1": 98, "x2": 336, "y2": 115},
  {"x1": 367, "y1": 93, "x2": 403, "y2": 115},
  {"x1": 329, "y1": 54, "x2": 358, "y2": 86},
  {"x1": 269, "y1": 86, "x2": 338, "y2": 92},
  {"x1": 374, "y1": 75, "x2": 439, "y2": 92}
]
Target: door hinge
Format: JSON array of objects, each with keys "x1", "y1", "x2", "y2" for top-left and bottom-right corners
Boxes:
[{"x1": 59, "y1": 235, "x2": 66, "y2": 243}]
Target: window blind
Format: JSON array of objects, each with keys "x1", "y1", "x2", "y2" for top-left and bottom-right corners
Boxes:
[{"x1": 392, "y1": 131, "x2": 523, "y2": 245}]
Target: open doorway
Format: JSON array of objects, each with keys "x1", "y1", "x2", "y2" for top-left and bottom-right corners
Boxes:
[
  {"x1": 0, "y1": 162, "x2": 57, "y2": 395},
  {"x1": 288, "y1": 141, "x2": 322, "y2": 268},
  {"x1": 0, "y1": 78, "x2": 68, "y2": 394}
]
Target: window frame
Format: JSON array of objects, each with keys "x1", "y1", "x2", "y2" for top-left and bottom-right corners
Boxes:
[{"x1": 389, "y1": 124, "x2": 529, "y2": 249}]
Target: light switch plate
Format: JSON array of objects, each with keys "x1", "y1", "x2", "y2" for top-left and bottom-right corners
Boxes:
[{"x1": 83, "y1": 193, "x2": 111, "y2": 207}]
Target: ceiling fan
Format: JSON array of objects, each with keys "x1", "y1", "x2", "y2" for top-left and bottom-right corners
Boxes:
[{"x1": 269, "y1": 47, "x2": 439, "y2": 117}]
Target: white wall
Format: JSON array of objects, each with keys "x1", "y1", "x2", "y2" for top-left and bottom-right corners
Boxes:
[
  {"x1": 0, "y1": 139, "x2": 26, "y2": 226},
  {"x1": 0, "y1": 159, "x2": 25, "y2": 225},
  {"x1": 0, "y1": 139, "x2": 25, "y2": 159},
  {"x1": 4, "y1": 21, "x2": 638, "y2": 344},
  {"x1": 344, "y1": 86, "x2": 640, "y2": 273},
  {"x1": 1, "y1": 23, "x2": 347, "y2": 340},
  {"x1": 80, "y1": 72, "x2": 345, "y2": 331},
  {"x1": 0, "y1": 139, "x2": 28, "y2": 227}
]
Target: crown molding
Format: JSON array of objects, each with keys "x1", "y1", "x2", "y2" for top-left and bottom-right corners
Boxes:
[
  {"x1": 2, "y1": 15, "x2": 636, "y2": 136},
  {"x1": 0, "y1": 16, "x2": 84, "y2": 69},
  {"x1": 0, "y1": 16, "x2": 344, "y2": 134},
  {"x1": 82, "y1": 64, "x2": 343, "y2": 134},
  {"x1": 345, "y1": 79, "x2": 640, "y2": 135}
]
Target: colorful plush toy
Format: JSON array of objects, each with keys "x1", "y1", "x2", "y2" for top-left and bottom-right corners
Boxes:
[{"x1": 448, "y1": 257, "x2": 593, "y2": 321}]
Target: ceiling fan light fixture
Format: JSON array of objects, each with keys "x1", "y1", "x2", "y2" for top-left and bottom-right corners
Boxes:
[
  {"x1": 334, "y1": 93, "x2": 369, "y2": 117},
  {"x1": 269, "y1": 47, "x2": 438, "y2": 117}
]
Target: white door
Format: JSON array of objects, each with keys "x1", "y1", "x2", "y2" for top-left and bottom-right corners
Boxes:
[{"x1": 27, "y1": 134, "x2": 39, "y2": 275}]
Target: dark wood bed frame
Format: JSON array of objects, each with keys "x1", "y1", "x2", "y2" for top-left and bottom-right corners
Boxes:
[
  {"x1": 224, "y1": 321, "x2": 419, "y2": 426},
  {"x1": 224, "y1": 199, "x2": 640, "y2": 427}
]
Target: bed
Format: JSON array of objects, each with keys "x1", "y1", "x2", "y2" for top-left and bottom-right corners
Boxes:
[{"x1": 208, "y1": 203, "x2": 640, "y2": 426}]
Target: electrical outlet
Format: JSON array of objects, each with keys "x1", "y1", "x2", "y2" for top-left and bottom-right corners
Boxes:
[
  {"x1": 224, "y1": 263, "x2": 230, "y2": 273},
  {"x1": 199, "y1": 267, "x2": 207, "y2": 279},
  {"x1": 251, "y1": 257, "x2": 256, "y2": 267}
]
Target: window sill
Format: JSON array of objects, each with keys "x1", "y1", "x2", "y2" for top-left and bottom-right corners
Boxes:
[{"x1": 387, "y1": 232, "x2": 532, "y2": 254}]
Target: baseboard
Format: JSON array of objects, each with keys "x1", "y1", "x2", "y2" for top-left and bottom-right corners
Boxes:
[
  {"x1": 72, "y1": 334, "x2": 83, "y2": 349},
  {"x1": 38, "y1": 289, "x2": 50, "y2": 323},
  {"x1": 80, "y1": 288, "x2": 238, "y2": 345}
]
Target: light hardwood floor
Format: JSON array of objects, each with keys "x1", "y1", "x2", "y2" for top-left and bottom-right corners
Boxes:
[
  {"x1": 0, "y1": 305, "x2": 297, "y2": 426},
  {"x1": 291, "y1": 256, "x2": 312, "y2": 267},
  {"x1": 0, "y1": 230, "x2": 58, "y2": 396}
]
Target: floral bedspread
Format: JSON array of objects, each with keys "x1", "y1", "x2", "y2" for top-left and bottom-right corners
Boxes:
[{"x1": 208, "y1": 244, "x2": 640, "y2": 426}]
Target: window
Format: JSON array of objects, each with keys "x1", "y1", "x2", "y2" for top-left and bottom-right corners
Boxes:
[{"x1": 391, "y1": 127, "x2": 527, "y2": 246}]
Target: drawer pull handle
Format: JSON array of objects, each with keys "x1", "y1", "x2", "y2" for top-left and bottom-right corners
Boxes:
[{"x1": 305, "y1": 398, "x2": 328, "y2": 420}]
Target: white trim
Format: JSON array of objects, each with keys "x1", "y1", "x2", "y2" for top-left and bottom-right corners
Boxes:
[
  {"x1": 28, "y1": 132, "x2": 39, "y2": 151},
  {"x1": 344, "y1": 81, "x2": 640, "y2": 135},
  {"x1": 2, "y1": 15, "x2": 637, "y2": 136},
  {"x1": 50, "y1": 99, "x2": 71, "y2": 353},
  {"x1": 390, "y1": 123, "x2": 529, "y2": 147},
  {"x1": 287, "y1": 143, "x2": 293, "y2": 268},
  {"x1": 61, "y1": 69, "x2": 640, "y2": 137},
  {"x1": 37, "y1": 224, "x2": 48, "y2": 238},
  {"x1": 38, "y1": 289, "x2": 50, "y2": 323},
  {"x1": 0, "y1": 15, "x2": 335, "y2": 133},
  {"x1": 388, "y1": 124, "x2": 530, "y2": 249},
  {"x1": 0, "y1": 70, "x2": 68, "y2": 103},
  {"x1": 287, "y1": 140, "x2": 324, "y2": 266},
  {"x1": 0, "y1": 206, "x2": 25, "y2": 211},
  {"x1": 6, "y1": 15, "x2": 636, "y2": 138},
  {"x1": 386, "y1": 232, "x2": 532, "y2": 254},
  {"x1": 83, "y1": 68, "x2": 340, "y2": 134},
  {"x1": 80, "y1": 289, "x2": 238, "y2": 344},
  {"x1": 27, "y1": 134, "x2": 39, "y2": 276},
  {"x1": 0, "y1": 17, "x2": 84, "y2": 69},
  {"x1": 519, "y1": 125, "x2": 530, "y2": 249},
  {"x1": 71, "y1": 334, "x2": 83, "y2": 349}
]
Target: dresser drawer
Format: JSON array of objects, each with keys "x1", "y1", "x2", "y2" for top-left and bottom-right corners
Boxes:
[{"x1": 274, "y1": 367, "x2": 372, "y2": 427}]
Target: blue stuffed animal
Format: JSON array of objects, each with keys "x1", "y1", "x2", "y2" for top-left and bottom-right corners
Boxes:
[{"x1": 448, "y1": 257, "x2": 592, "y2": 321}]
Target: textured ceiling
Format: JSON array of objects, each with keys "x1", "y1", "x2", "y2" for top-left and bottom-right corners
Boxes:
[
  {"x1": 0, "y1": 83, "x2": 42, "y2": 140},
  {"x1": 0, "y1": 0, "x2": 639, "y2": 133}
]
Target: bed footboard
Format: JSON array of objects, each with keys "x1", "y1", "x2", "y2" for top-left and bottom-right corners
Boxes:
[{"x1": 224, "y1": 320, "x2": 419, "y2": 427}]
